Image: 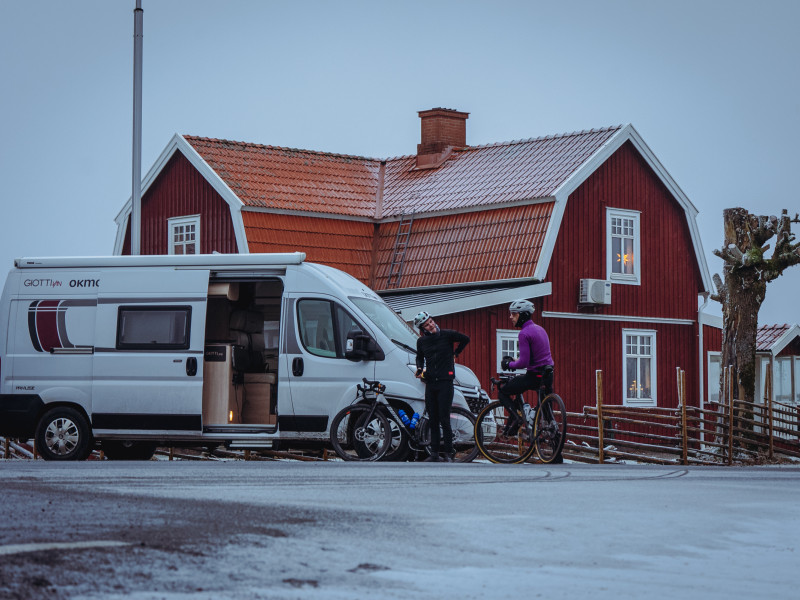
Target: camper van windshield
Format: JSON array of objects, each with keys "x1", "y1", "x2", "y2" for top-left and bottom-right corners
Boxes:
[{"x1": 349, "y1": 297, "x2": 418, "y2": 351}]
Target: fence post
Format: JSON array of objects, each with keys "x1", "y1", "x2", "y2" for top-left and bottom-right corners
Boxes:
[
  {"x1": 679, "y1": 368, "x2": 688, "y2": 465},
  {"x1": 765, "y1": 368, "x2": 773, "y2": 460},
  {"x1": 3, "y1": 437, "x2": 9, "y2": 459},
  {"x1": 727, "y1": 366, "x2": 734, "y2": 466},
  {"x1": 596, "y1": 370, "x2": 604, "y2": 464}
]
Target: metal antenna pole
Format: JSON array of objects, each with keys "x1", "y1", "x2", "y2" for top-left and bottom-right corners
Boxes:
[{"x1": 131, "y1": 0, "x2": 143, "y2": 255}]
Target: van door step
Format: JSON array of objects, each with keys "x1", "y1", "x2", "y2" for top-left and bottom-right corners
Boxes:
[{"x1": 229, "y1": 440, "x2": 274, "y2": 449}]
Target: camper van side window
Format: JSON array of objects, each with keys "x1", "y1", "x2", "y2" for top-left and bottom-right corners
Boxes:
[
  {"x1": 297, "y1": 299, "x2": 363, "y2": 359},
  {"x1": 117, "y1": 306, "x2": 192, "y2": 350}
]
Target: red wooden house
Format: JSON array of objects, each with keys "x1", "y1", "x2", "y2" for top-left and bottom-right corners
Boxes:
[{"x1": 114, "y1": 108, "x2": 720, "y2": 412}]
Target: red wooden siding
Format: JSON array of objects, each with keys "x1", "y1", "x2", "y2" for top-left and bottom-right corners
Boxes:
[
  {"x1": 243, "y1": 212, "x2": 374, "y2": 283},
  {"x1": 544, "y1": 141, "x2": 703, "y2": 320},
  {"x1": 122, "y1": 152, "x2": 238, "y2": 255},
  {"x1": 437, "y1": 305, "x2": 700, "y2": 413},
  {"x1": 703, "y1": 323, "x2": 722, "y2": 351},
  {"x1": 372, "y1": 203, "x2": 553, "y2": 290},
  {"x1": 777, "y1": 338, "x2": 800, "y2": 357}
]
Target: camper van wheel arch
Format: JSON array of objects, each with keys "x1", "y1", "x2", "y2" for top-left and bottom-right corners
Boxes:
[
  {"x1": 34, "y1": 406, "x2": 94, "y2": 461},
  {"x1": 102, "y1": 441, "x2": 157, "y2": 461}
]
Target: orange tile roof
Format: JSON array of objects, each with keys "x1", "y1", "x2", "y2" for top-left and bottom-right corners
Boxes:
[
  {"x1": 372, "y1": 203, "x2": 553, "y2": 289},
  {"x1": 185, "y1": 136, "x2": 381, "y2": 217},
  {"x1": 243, "y1": 212, "x2": 374, "y2": 282},
  {"x1": 185, "y1": 126, "x2": 621, "y2": 219}
]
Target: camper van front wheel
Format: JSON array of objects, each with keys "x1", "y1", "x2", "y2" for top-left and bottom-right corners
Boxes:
[{"x1": 35, "y1": 407, "x2": 93, "y2": 461}]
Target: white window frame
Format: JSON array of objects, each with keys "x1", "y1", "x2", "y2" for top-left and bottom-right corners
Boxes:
[
  {"x1": 707, "y1": 351, "x2": 721, "y2": 405},
  {"x1": 168, "y1": 215, "x2": 200, "y2": 255},
  {"x1": 606, "y1": 208, "x2": 641, "y2": 285},
  {"x1": 496, "y1": 329, "x2": 519, "y2": 373},
  {"x1": 622, "y1": 328, "x2": 656, "y2": 406},
  {"x1": 774, "y1": 356, "x2": 798, "y2": 406}
]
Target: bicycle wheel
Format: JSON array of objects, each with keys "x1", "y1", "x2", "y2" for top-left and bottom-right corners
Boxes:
[
  {"x1": 329, "y1": 404, "x2": 391, "y2": 461},
  {"x1": 380, "y1": 407, "x2": 411, "y2": 462},
  {"x1": 474, "y1": 400, "x2": 536, "y2": 464},
  {"x1": 533, "y1": 394, "x2": 567, "y2": 463},
  {"x1": 418, "y1": 406, "x2": 478, "y2": 463}
]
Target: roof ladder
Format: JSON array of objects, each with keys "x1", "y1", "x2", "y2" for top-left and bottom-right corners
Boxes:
[{"x1": 387, "y1": 212, "x2": 415, "y2": 288}]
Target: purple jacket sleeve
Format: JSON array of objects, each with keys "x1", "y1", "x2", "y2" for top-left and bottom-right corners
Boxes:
[{"x1": 509, "y1": 328, "x2": 530, "y2": 370}]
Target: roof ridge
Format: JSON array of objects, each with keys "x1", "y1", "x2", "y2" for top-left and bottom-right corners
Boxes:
[
  {"x1": 382, "y1": 124, "x2": 625, "y2": 162},
  {"x1": 183, "y1": 135, "x2": 382, "y2": 163},
  {"x1": 464, "y1": 124, "x2": 625, "y2": 151}
]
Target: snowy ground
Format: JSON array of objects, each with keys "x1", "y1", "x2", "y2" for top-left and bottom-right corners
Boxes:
[{"x1": 1, "y1": 461, "x2": 798, "y2": 599}]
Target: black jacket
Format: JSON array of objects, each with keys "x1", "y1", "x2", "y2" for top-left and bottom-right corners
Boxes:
[{"x1": 416, "y1": 329, "x2": 470, "y2": 381}]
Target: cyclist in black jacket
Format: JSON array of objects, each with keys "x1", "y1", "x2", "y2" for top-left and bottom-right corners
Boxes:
[{"x1": 413, "y1": 311, "x2": 470, "y2": 462}]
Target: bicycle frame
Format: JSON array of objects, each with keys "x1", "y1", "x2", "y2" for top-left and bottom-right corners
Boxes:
[{"x1": 353, "y1": 380, "x2": 428, "y2": 452}]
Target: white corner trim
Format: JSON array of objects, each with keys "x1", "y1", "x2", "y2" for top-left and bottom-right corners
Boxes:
[
  {"x1": 113, "y1": 214, "x2": 129, "y2": 255},
  {"x1": 698, "y1": 311, "x2": 723, "y2": 329},
  {"x1": 396, "y1": 282, "x2": 552, "y2": 320},
  {"x1": 533, "y1": 195, "x2": 562, "y2": 281},
  {"x1": 767, "y1": 324, "x2": 800, "y2": 356},
  {"x1": 542, "y1": 311, "x2": 695, "y2": 325}
]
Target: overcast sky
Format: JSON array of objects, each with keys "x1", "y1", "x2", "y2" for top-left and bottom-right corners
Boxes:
[{"x1": 1, "y1": 0, "x2": 798, "y2": 325}]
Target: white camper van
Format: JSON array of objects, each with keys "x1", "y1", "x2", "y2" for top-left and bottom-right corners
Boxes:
[{"x1": 0, "y1": 253, "x2": 487, "y2": 460}]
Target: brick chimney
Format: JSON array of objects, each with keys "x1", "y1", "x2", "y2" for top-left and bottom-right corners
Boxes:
[{"x1": 415, "y1": 108, "x2": 469, "y2": 170}]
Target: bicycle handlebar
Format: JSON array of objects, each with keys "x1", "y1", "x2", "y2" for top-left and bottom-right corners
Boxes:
[{"x1": 359, "y1": 378, "x2": 386, "y2": 394}]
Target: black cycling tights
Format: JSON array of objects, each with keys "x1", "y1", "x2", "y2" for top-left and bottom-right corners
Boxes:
[
  {"x1": 498, "y1": 369, "x2": 554, "y2": 414},
  {"x1": 425, "y1": 379, "x2": 454, "y2": 454}
]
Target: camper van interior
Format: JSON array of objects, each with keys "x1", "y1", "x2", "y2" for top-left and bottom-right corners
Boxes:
[{"x1": 202, "y1": 279, "x2": 283, "y2": 429}]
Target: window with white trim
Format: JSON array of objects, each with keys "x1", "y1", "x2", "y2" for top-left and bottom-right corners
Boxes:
[
  {"x1": 496, "y1": 329, "x2": 519, "y2": 373},
  {"x1": 606, "y1": 208, "x2": 641, "y2": 284},
  {"x1": 707, "y1": 352, "x2": 721, "y2": 404},
  {"x1": 622, "y1": 329, "x2": 656, "y2": 406},
  {"x1": 775, "y1": 356, "x2": 799, "y2": 405},
  {"x1": 168, "y1": 215, "x2": 200, "y2": 255}
]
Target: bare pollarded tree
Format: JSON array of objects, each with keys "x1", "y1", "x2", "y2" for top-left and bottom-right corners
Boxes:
[{"x1": 712, "y1": 208, "x2": 800, "y2": 404}]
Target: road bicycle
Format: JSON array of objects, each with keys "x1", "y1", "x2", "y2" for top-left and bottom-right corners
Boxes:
[
  {"x1": 474, "y1": 372, "x2": 567, "y2": 464},
  {"x1": 329, "y1": 378, "x2": 479, "y2": 462}
]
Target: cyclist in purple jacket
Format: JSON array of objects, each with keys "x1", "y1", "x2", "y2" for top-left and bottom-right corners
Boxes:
[{"x1": 499, "y1": 299, "x2": 556, "y2": 444}]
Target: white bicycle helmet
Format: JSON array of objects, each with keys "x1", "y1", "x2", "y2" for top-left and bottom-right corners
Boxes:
[
  {"x1": 413, "y1": 311, "x2": 432, "y2": 329},
  {"x1": 509, "y1": 299, "x2": 534, "y2": 315}
]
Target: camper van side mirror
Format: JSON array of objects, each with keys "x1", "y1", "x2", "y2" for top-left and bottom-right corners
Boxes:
[{"x1": 345, "y1": 330, "x2": 384, "y2": 362}]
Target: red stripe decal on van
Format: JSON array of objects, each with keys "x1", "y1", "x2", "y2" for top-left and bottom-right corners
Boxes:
[{"x1": 35, "y1": 300, "x2": 61, "y2": 353}]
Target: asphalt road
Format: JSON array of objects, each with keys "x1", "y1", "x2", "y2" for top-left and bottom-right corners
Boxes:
[{"x1": 1, "y1": 460, "x2": 798, "y2": 600}]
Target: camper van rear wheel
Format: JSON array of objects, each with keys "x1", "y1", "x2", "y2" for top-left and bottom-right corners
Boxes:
[{"x1": 35, "y1": 407, "x2": 93, "y2": 461}]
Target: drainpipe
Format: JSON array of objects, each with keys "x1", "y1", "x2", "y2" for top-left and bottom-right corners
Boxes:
[
  {"x1": 698, "y1": 293, "x2": 710, "y2": 408},
  {"x1": 131, "y1": 0, "x2": 143, "y2": 255}
]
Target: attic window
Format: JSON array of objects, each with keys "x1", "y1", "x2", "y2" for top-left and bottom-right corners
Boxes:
[
  {"x1": 606, "y1": 208, "x2": 640, "y2": 285},
  {"x1": 168, "y1": 215, "x2": 200, "y2": 255}
]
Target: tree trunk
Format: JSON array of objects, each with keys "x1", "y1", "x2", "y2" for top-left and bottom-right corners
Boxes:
[
  {"x1": 718, "y1": 208, "x2": 766, "y2": 405},
  {"x1": 713, "y1": 207, "x2": 800, "y2": 405}
]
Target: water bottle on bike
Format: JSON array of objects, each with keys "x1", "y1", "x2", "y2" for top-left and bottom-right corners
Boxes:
[
  {"x1": 409, "y1": 412, "x2": 420, "y2": 429},
  {"x1": 398, "y1": 410, "x2": 412, "y2": 427}
]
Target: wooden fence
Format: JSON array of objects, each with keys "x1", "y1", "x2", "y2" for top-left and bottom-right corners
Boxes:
[{"x1": 560, "y1": 367, "x2": 800, "y2": 465}]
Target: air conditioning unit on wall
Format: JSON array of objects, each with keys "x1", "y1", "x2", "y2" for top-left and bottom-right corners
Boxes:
[{"x1": 579, "y1": 279, "x2": 612, "y2": 305}]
